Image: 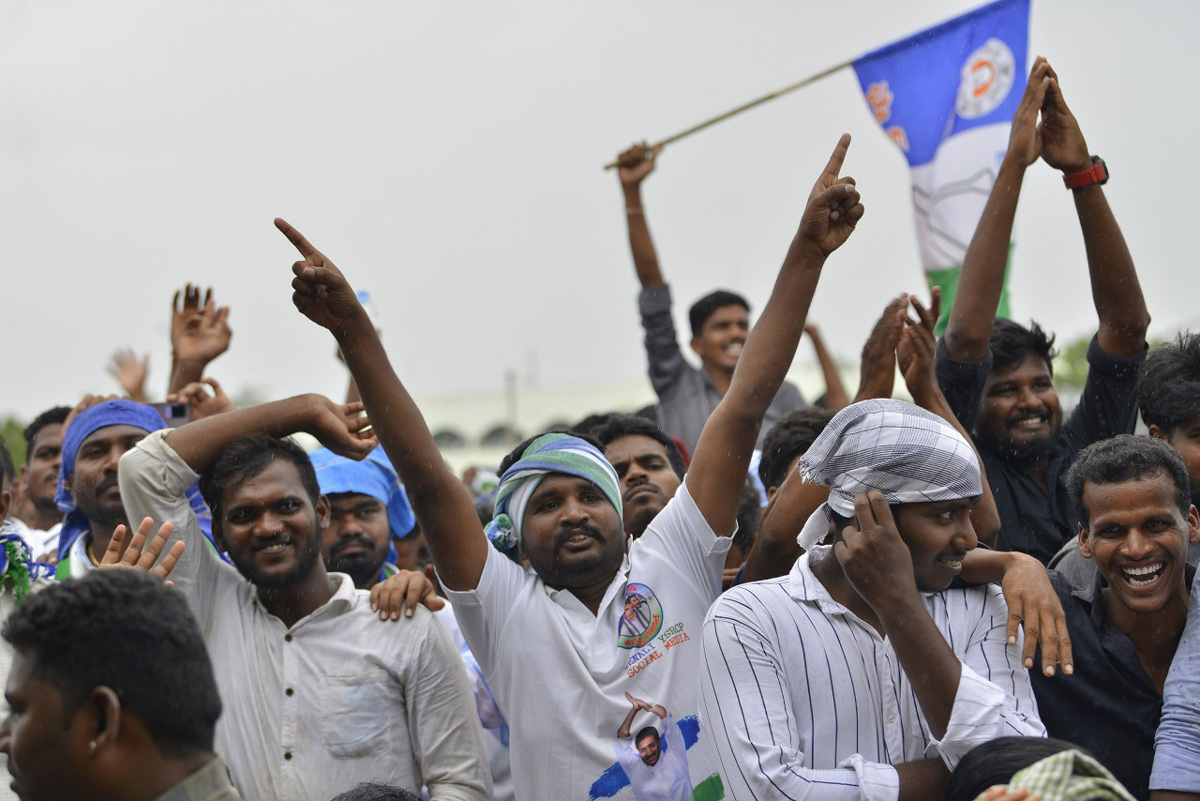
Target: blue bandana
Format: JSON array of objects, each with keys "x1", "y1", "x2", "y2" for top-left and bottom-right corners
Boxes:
[
  {"x1": 55, "y1": 400, "x2": 214, "y2": 561},
  {"x1": 309, "y1": 446, "x2": 416, "y2": 569},
  {"x1": 484, "y1": 433, "x2": 622, "y2": 562}
]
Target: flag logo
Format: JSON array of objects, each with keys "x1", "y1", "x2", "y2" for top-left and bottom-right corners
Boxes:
[{"x1": 956, "y1": 37, "x2": 1017, "y2": 119}]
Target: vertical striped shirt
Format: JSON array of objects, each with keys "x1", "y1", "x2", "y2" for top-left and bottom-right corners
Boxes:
[{"x1": 699, "y1": 547, "x2": 1044, "y2": 801}]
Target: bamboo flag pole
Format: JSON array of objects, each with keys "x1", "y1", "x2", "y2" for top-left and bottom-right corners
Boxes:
[{"x1": 603, "y1": 57, "x2": 857, "y2": 170}]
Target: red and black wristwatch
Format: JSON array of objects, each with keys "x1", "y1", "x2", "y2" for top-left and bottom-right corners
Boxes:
[{"x1": 1063, "y1": 156, "x2": 1108, "y2": 190}]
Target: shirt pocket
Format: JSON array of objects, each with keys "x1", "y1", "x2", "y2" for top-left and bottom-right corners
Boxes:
[{"x1": 322, "y1": 673, "x2": 392, "y2": 759}]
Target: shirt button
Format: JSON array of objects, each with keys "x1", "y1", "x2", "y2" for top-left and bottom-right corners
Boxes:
[
  {"x1": 887, "y1": 714, "x2": 896, "y2": 723},
  {"x1": 284, "y1": 751, "x2": 293, "y2": 761},
  {"x1": 285, "y1": 634, "x2": 293, "y2": 642},
  {"x1": 285, "y1": 688, "x2": 294, "y2": 697}
]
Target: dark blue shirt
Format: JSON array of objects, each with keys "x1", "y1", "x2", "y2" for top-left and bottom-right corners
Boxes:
[
  {"x1": 1031, "y1": 566, "x2": 1195, "y2": 801},
  {"x1": 936, "y1": 335, "x2": 1144, "y2": 564}
]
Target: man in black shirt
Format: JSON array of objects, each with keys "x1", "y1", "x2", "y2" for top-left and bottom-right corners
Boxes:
[
  {"x1": 1032, "y1": 435, "x2": 1198, "y2": 800},
  {"x1": 936, "y1": 58, "x2": 1148, "y2": 564}
]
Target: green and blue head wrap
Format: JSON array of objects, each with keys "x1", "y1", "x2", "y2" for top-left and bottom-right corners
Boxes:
[{"x1": 485, "y1": 433, "x2": 622, "y2": 562}]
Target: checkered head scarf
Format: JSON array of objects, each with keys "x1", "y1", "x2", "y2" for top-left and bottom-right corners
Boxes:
[
  {"x1": 485, "y1": 433, "x2": 623, "y2": 562},
  {"x1": 973, "y1": 749, "x2": 1135, "y2": 801},
  {"x1": 795, "y1": 399, "x2": 982, "y2": 550}
]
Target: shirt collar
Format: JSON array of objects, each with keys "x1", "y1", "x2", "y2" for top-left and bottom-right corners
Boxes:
[
  {"x1": 151, "y1": 755, "x2": 240, "y2": 801},
  {"x1": 544, "y1": 553, "x2": 631, "y2": 613},
  {"x1": 787, "y1": 547, "x2": 849, "y2": 616}
]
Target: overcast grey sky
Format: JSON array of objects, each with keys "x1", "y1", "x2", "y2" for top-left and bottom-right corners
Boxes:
[{"x1": 4, "y1": 0, "x2": 1195, "y2": 420}]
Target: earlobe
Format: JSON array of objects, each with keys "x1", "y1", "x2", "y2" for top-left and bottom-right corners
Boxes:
[
  {"x1": 316, "y1": 495, "x2": 331, "y2": 529},
  {"x1": 689, "y1": 337, "x2": 703, "y2": 358},
  {"x1": 85, "y1": 687, "x2": 122, "y2": 755},
  {"x1": 1077, "y1": 525, "x2": 1093, "y2": 559},
  {"x1": 1188, "y1": 506, "x2": 1200, "y2": 545}
]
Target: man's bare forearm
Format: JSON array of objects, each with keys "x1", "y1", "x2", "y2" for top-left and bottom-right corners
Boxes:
[
  {"x1": 878, "y1": 596, "x2": 962, "y2": 739},
  {"x1": 896, "y1": 758, "x2": 950, "y2": 801},
  {"x1": 944, "y1": 159, "x2": 1025, "y2": 362},
  {"x1": 1073, "y1": 185, "x2": 1149, "y2": 356},
  {"x1": 164, "y1": 395, "x2": 315, "y2": 473},
  {"x1": 623, "y1": 184, "x2": 665, "y2": 288},
  {"x1": 335, "y1": 310, "x2": 488, "y2": 590}
]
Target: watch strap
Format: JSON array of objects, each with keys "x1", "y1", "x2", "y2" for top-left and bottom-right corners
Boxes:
[{"x1": 1063, "y1": 156, "x2": 1108, "y2": 189}]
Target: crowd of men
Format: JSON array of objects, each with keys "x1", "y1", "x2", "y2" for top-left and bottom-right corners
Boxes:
[{"x1": 1, "y1": 58, "x2": 1200, "y2": 801}]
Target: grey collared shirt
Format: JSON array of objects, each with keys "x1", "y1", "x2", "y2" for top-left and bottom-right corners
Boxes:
[
  {"x1": 639, "y1": 285, "x2": 805, "y2": 456},
  {"x1": 153, "y1": 757, "x2": 242, "y2": 801}
]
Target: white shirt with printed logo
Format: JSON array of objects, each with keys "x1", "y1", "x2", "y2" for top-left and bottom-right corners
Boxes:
[{"x1": 446, "y1": 480, "x2": 730, "y2": 801}]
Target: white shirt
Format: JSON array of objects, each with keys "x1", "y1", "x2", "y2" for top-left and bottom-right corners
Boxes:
[
  {"x1": 119, "y1": 431, "x2": 491, "y2": 801},
  {"x1": 699, "y1": 547, "x2": 1045, "y2": 801},
  {"x1": 446, "y1": 480, "x2": 731, "y2": 801},
  {"x1": 616, "y1": 713, "x2": 693, "y2": 801}
]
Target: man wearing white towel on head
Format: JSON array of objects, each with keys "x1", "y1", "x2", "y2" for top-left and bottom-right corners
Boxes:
[{"x1": 699, "y1": 398, "x2": 1046, "y2": 801}]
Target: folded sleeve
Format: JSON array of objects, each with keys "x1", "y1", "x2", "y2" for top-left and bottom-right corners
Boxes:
[{"x1": 932, "y1": 587, "x2": 1046, "y2": 768}]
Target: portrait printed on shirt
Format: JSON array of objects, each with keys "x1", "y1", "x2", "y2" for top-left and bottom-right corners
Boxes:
[
  {"x1": 612, "y1": 694, "x2": 695, "y2": 801},
  {"x1": 618, "y1": 582, "x2": 664, "y2": 649}
]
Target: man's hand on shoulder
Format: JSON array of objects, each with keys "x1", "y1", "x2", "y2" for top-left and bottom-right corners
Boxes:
[{"x1": 369, "y1": 569, "x2": 445, "y2": 621}]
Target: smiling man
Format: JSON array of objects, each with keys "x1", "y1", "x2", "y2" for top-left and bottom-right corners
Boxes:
[
  {"x1": 936, "y1": 59, "x2": 1149, "y2": 564},
  {"x1": 282, "y1": 133, "x2": 864, "y2": 800},
  {"x1": 615, "y1": 142, "x2": 806, "y2": 455},
  {"x1": 1031, "y1": 435, "x2": 1198, "y2": 800},
  {"x1": 117, "y1": 394, "x2": 490, "y2": 801},
  {"x1": 700, "y1": 399, "x2": 1045, "y2": 800}
]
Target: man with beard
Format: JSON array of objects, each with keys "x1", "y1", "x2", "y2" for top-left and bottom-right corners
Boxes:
[
  {"x1": 310, "y1": 446, "x2": 407, "y2": 589},
  {"x1": 936, "y1": 58, "x2": 1149, "y2": 564},
  {"x1": 118, "y1": 395, "x2": 490, "y2": 801},
  {"x1": 52, "y1": 399, "x2": 213, "y2": 579},
  {"x1": 279, "y1": 133, "x2": 865, "y2": 800},
  {"x1": 14, "y1": 406, "x2": 69, "y2": 557}
]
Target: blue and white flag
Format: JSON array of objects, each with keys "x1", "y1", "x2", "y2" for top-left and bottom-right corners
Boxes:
[{"x1": 853, "y1": 0, "x2": 1030, "y2": 331}]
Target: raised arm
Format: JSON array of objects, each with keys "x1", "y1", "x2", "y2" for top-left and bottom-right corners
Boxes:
[
  {"x1": 277, "y1": 219, "x2": 491, "y2": 592},
  {"x1": 168, "y1": 284, "x2": 233, "y2": 394},
  {"x1": 944, "y1": 59, "x2": 1051, "y2": 362},
  {"x1": 687, "y1": 135, "x2": 864, "y2": 535},
  {"x1": 805, "y1": 323, "x2": 850, "y2": 411},
  {"x1": 617, "y1": 142, "x2": 665, "y2": 289},
  {"x1": 739, "y1": 466, "x2": 827, "y2": 582},
  {"x1": 164, "y1": 394, "x2": 374, "y2": 475},
  {"x1": 1038, "y1": 64, "x2": 1148, "y2": 356},
  {"x1": 900, "y1": 290, "x2": 1001, "y2": 547}
]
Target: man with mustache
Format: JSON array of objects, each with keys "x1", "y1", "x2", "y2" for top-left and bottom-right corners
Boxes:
[
  {"x1": 615, "y1": 142, "x2": 807, "y2": 456},
  {"x1": 310, "y1": 446, "x2": 411, "y2": 590},
  {"x1": 117, "y1": 395, "x2": 491, "y2": 800},
  {"x1": 936, "y1": 58, "x2": 1149, "y2": 564},
  {"x1": 281, "y1": 133, "x2": 864, "y2": 800}
]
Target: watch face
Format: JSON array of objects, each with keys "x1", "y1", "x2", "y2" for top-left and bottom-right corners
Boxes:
[{"x1": 956, "y1": 37, "x2": 1018, "y2": 120}]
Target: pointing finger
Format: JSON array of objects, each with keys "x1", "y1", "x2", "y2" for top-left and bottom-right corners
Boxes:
[
  {"x1": 821, "y1": 133, "x2": 852, "y2": 181},
  {"x1": 275, "y1": 217, "x2": 323, "y2": 260}
]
